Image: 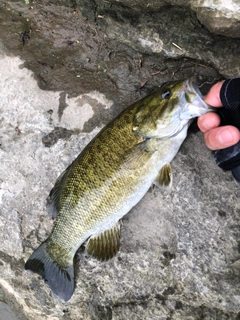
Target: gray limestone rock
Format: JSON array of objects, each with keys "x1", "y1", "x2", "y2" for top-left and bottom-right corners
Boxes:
[{"x1": 107, "y1": 0, "x2": 240, "y2": 38}]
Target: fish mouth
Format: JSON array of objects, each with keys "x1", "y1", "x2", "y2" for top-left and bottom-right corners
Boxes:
[
  {"x1": 185, "y1": 77, "x2": 213, "y2": 111},
  {"x1": 187, "y1": 77, "x2": 203, "y2": 97}
]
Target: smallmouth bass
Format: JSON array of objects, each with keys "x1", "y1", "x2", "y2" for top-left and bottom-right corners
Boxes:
[{"x1": 25, "y1": 78, "x2": 213, "y2": 301}]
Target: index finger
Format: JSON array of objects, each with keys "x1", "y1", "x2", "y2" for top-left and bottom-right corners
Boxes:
[{"x1": 197, "y1": 112, "x2": 221, "y2": 133}]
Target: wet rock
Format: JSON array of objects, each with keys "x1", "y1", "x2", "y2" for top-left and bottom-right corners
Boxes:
[
  {"x1": 0, "y1": 0, "x2": 240, "y2": 100},
  {"x1": 0, "y1": 0, "x2": 240, "y2": 319},
  {"x1": 107, "y1": 0, "x2": 240, "y2": 38}
]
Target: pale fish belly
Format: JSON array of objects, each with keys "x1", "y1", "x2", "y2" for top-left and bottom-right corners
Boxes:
[{"x1": 67, "y1": 125, "x2": 188, "y2": 257}]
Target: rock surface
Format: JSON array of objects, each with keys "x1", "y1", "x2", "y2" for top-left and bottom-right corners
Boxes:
[
  {"x1": 108, "y1": 0, "x2": 240, "y2": 38},
  {"x1": 0, "y1": 0, "x2": 240, "y2": 319}
]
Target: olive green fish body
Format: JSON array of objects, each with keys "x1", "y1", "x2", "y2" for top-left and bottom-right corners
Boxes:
[{"x1": 25, "y1": 78, "x2": 213, "y2": 301}]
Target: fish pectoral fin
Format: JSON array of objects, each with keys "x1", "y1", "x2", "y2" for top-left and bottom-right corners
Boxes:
[
  {"x1": 153, "y1": 163, "x2": 172, "y2": 190},
  {"x1": 124, "y1": 139, "x2": 155, "y2": 168},
  {"x1": 86, "y1": 222, "x2": 121, "y2": 261},
  {"x1": 131, "y1": 138, "x2": 157, "y2": 154}
]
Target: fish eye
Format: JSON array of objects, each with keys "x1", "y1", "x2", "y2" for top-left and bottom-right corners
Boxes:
[{"x1": 162, "y1": 89, "x2": 171, "y2": 99}]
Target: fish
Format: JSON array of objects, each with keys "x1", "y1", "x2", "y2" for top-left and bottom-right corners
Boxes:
[{"x1": 25, "y1": 77, "x2": 213, "y2": 301}]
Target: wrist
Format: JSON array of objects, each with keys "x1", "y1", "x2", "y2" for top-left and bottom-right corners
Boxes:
[{"x1": 220, "y1": 78, "x2": 240, "y2": 110}]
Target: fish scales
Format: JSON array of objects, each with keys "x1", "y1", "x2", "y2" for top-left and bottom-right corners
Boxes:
[
  {"x1": 49, "y1": 102, "x2": 155, "y2": 249},
  {"x1": 25, "y1": 78, "x2": 214, "y2": 301}
]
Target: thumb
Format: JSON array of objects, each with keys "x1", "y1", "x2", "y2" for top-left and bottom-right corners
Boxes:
[{"x1": 203, "y1": 80, "x2": 225, "y2": 107}]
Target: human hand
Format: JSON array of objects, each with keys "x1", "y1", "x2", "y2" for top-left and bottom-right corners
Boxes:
[{"x1": 197, "y1": 80, "x2": 240, "y2": 150}]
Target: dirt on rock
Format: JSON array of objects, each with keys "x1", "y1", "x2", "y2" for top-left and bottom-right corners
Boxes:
[{"x1": 2, "y1": 1, "x2": 239, "y2": 140}]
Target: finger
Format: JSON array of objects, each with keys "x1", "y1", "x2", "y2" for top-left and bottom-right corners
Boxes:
[
  {"x1": 203, "y1": 80, "x2": 224, "y2": 107},
  {"x1": 204, "y1": 126, "x2": 240, "y2": 150},
  {"x1": 197, "y1": 113, "x2": 221, "y2": 133}
]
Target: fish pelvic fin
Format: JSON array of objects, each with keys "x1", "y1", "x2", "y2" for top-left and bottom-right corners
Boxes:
[
  {"x1": 86, "y1": 222, "x2": 121, "y2": 261},
  {"x1": 25, "y1": 242, "x2": 74, "y2": 301},
  {"x1": 153, "y1": 163, "x2": 173, "y2": 190}
]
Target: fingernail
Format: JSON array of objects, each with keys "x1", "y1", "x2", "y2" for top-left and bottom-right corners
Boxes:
[{"x1": 217, "y1": 128, "x2": 234, "y2": 145}]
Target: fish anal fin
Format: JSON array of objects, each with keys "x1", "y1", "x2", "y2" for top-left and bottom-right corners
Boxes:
[
  {"x1": 25, "y1": 242, "x2": 74, "y2": 301},
  {"x1": 86, "y1": 223, "x2": 121, "y2": 261},
  {"x1": 153, "y1": 163, "x2": 172, "y2": 190}
]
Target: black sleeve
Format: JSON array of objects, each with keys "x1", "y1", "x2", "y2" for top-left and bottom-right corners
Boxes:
[
  {"x1": 214, "y1": 78, "x2": 240, "y2": 181},
  {"x1": 220, "y1": 78, "x2": 240, "y2": 110},
  {"x1": 218, "y1": 78, "x2": 240, "y2": 129}
]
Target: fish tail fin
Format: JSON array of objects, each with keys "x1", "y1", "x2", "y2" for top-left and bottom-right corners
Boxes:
[{"x1": 25, "y1": 242, "x2": 74, "y2": 301}]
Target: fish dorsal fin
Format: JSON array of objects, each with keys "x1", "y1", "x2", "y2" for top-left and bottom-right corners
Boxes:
[
  {"x1": 86, "y1": 223, "x2": 121, "y2": 261},
  {"x1": 46, "y1": 158, "x2": 78, "y2": 218},
  {"x1": 46, "y1": 169, "x2": 68, "y2": 219},
  {"x1": 153, "y1": 163, "x2": 172, "y2": 190}
]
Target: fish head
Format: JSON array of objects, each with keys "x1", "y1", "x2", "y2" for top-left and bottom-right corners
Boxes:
[{"x1": 133, "y1": 77, "x2": 214, "y2": 139}]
